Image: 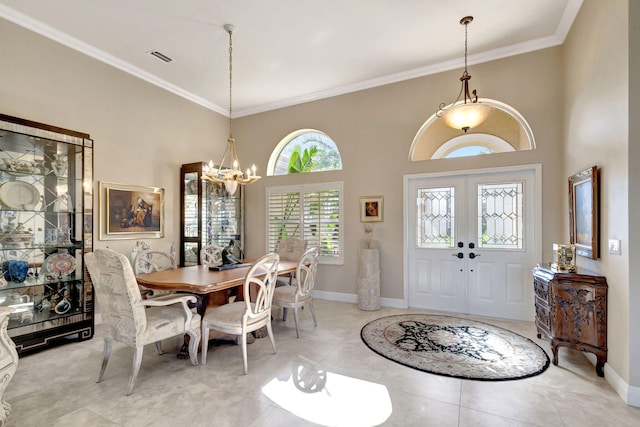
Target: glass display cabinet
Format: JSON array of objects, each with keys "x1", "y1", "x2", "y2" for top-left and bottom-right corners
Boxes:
[
  {"x1": 0, "y1": 114, "x2": 94, "y2": 354},
  {"x1": 179, "y1": 162, "x2": 244, "y2": 267}
]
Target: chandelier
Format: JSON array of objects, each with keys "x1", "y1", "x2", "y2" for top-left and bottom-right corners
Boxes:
[
  {"x1": 436, "y1": 16, "x2": 492, "y2": 133},
  {"x1": 202, "y1": 24, "x2": 260, "y2": 195}
]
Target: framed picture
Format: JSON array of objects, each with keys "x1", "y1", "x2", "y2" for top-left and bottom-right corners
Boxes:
[
  {"x1": 568, "y1": 166, "x2": 599, "y2": 259},
  {"x1": 99, "y1": 181, "x2": 165, "y2": 240},
  {"x1": 360, "y1": 195, "x2": 383, "y2": 222}
]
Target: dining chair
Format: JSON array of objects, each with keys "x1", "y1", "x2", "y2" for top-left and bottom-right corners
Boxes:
[
  {"x1": 133, "y1": 249, "x2": 176, "y2": 298},
  {"x1": 276, "y1": 237, "x2": 307, "y2": 263},
  {"x1": 200, "y1": 253, "x2": 280, "y2": 374},
  {"x1": 275, "y1": 237, "x2": 307, "y2": 288},
  {"x1": 272, "y1": 247, "x2": 320, "y2": 338},
  {"x1": 201, "y1": 244, "x2": 223, "y2": 268},
  {"x1": 85, "y1": 248, "x2": 201, "y2": 395}
]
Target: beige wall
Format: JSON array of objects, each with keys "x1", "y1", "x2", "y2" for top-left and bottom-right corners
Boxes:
[
  {"x1": 629, "y1": 0, "x2": 640, "y2": 389},
  {"x1": 1, "y1": 1, "x2": 637, "y2": 402},
  {"x1": 562, "y1": 0, "x2": 632, "y2": 389},
  {"x1": 0, "y1": 18, "x2": 228, "y2": 256},
  {"x1": 235, "y1": 46, "x2": 565, "y2": 300}
]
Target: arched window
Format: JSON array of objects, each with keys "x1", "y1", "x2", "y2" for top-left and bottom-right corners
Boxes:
[
  {"x1": 432, "y1": 134, "x2": 516, "y2": 159},
  {"x1": 267, "y1": 129, "x2": 342, "y2": 176},
  {"x1": 409, "y1": 99, "x2": 534, "y2": 161}
]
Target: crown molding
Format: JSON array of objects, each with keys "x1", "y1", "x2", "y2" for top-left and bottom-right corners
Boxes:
[{"x1": 2, "y1": 0, "x2": 582, "y2": 119}]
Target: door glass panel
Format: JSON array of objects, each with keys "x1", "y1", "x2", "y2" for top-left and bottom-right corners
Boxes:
[
  {"x1": 477, "y1": 182, "x2": 523, "y2": 249},
  {"x1": 416, "y1": 186, "x2": 455, "y2": 248}
]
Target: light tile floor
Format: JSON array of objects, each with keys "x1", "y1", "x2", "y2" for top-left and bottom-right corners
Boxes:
[{"x1": 5, "y1": 299, "x2": 640, "y2": 426}]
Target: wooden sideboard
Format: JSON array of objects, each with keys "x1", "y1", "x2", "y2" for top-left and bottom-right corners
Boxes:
[{"x1": 532, "y1": 265, "x2": 607, "y2": 377}]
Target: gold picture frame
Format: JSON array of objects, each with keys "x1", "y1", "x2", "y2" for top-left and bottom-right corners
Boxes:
[
  {"x1": 360, "y1": 195, "x2": 383, "y2": 222},
  {"x1": 99, "y1": 181, "x2": 164, "y2": 240},
  {"x1": 568, "y1": 166, "x2": 599, "y2": 259}
]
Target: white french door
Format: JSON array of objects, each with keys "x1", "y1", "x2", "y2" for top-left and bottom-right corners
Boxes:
[{"x1": 405, "y1": 166, "x2": 540, "y2": 321}]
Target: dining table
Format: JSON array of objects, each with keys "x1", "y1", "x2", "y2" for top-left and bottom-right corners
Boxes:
[{"x1": 136, "y1": 259, "x2": 298, "y2": 358}]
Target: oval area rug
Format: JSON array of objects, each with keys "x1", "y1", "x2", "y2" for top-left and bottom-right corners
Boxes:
[{"x1": 361, "y1": 314, "x2": 550, "y2": 381}]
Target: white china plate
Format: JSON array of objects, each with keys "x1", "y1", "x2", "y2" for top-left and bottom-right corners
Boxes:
[
  {"x1": 0, "y1": 181, "x2": 41, "y2": 210},
  {"x1": 45, "y1": 253, "x2": 77, "y2": 276}
]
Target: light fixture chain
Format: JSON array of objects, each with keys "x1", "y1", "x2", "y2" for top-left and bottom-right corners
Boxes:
[
  {"x1": 228, "y1": 27, "x2": 233, "y2": 138},
  {"x1": 464, "y1": 19, "x2": 468, "y2": 74}
]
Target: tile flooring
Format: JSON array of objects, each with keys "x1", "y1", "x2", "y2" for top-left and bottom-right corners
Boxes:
[{"x1": 5, "y1": 299, "x2": 640, "y2": 426}]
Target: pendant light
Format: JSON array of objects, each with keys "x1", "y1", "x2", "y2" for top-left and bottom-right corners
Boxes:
[
  {"x1": 202, "y1": 24, "x2": 260, "y2": 195},
  {"x1": 437, "y1": 16, "x2": 492, "y2": 133}
]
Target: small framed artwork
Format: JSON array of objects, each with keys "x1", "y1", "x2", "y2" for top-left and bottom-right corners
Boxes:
[
  {"x1": 568, "y1": 166, "x2": 599, "y2": 259},
  {"x1": 360, "y1": 195, "x2": 384, "y2": 222},
  {"x1": 99, "y1": 181, "x2": 165, "y2": 240}
]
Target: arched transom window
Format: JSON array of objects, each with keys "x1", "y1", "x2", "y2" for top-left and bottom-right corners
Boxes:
[
  {"x1": 409, "y1": 99, "x2": 535, "y2": 161},
  {"x1": 268, "y1": 129, "x2": 342, "y2": 176}
]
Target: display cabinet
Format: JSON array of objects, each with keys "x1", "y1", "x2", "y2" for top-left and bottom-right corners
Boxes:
[
  {"x1": 0, "y1": 114, "x2": 93, "y2": 355},
  {"x1": 179, "y1": 162, "x2": 243, "y2": 267},
  {"x1": 532, "y1": 265, "x2": 607, "y2": 377}
]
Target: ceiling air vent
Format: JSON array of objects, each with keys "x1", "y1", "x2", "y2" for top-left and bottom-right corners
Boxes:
[{"x1": 148, "y1": 50, "x2": 173, "y2": 63}]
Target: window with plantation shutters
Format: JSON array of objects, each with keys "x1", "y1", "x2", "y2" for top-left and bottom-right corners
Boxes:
[{"x1": 266, "y1": 182, "x2": 343, "y2": 265}]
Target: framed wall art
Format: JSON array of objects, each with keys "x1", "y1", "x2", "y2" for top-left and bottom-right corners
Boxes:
[
  {"x1": 99, "y1": 181, "x2": 164, "y2": 240},
  {"x1": 360, "y1": 195, "x2": 383, "y2": 222},
  {"x1": 568, "y1": 165, "x2": 599, "y2": 259}
]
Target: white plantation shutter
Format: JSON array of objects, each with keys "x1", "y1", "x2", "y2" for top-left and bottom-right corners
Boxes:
[
  {"x1": 267, "y1": 190, "x2": 301, "y2": 250},
  {"x1": 266, "y1": 182, "x2": 343, "y2": 264}
]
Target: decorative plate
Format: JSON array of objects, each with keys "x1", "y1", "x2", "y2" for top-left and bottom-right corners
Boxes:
[
  {"x1": 0, "y1": 181, "x2": 41, "y2": 210},
  {"x1": 45, "y1": 253, "x2": 77, "y2": 276}
]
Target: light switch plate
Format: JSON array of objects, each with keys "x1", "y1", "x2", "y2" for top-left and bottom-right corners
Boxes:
[{"x1": 608, "y1": 239, "x2": 621, "y2": 255}]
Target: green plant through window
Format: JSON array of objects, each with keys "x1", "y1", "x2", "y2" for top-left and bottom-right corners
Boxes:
[{"x1": 269, "y1": 130, "x2": 342, "y2": 176}]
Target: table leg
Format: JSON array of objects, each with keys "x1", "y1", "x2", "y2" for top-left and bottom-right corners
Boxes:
[{"x1": 177, "y1": 294, "x2": 208, "y2": 359}]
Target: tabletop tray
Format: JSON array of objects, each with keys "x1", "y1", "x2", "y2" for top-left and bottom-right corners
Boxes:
[{"x1": 208, "y1": 263, "x2": 252, "y2": 271}]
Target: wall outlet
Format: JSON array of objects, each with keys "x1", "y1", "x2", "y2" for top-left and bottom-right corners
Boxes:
[{"x1": 608, "y1": 239, "x2": 621, "y2": 255}]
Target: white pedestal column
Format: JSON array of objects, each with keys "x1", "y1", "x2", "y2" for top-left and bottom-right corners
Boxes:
[{"x1": 357, "y1": 248, "x2": 380, "y2": 310}]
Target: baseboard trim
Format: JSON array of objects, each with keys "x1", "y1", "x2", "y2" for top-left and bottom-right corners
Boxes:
[
  {"x1": 601, "y1": 360, "x2": 640, "y2": 407},
  {"x1": 312, "y1": 291, "x2": 405, "y2": 309}
]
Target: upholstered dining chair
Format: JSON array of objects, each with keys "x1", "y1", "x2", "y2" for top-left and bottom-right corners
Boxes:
[
  {"x1": 133, "y1": 249, "x2": 176, "y2": 298},
  {"x1": 201, "y1": 244, "x2": 223, "y2": 268},
  {"x1": 276, "y1": 237, "x2": 307, "y2": 263},
  {"x1": 85, "y1": 248, "x2": 201, "y2": 396},
  {"x1": 200, "y1": 253, "x2": 280, "y2": 374},
  {"x1": 272, "y1": 247, "x2": 319, "y2": 338},
  {"x1": 275, "y1": 237, "x2": 307, "y2": 288}
]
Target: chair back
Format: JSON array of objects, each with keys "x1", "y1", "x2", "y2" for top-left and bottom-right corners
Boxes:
[
  {"x1": 201, "y1": 244, "x2": 223, "y2": 267},
  {"x1": 296, "y1": 247, "x2": 320, "y2": 299},
  {"x1": 276, "y1": 237, "x2": 307, "y2": 261},
  {"x1": 133, "y1": 250, "x2": 176, "y2": 275},
  {"x1": 243, "y1": 253, "x2": 279, "y2": 321},
  {"x1": 85, "y1": 249, "x2": 147, "y2": 344}
]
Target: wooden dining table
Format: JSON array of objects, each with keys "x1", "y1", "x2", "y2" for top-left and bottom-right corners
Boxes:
[{"x1": 136, "y1": 260, "x2": 298, "y2": 358}]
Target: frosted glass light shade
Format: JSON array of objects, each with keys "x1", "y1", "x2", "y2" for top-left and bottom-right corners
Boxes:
[
  {"x1": 441, "y1": 103, "x2": 492, "y2": 131},
  {"x1": 224, "y1": 179, "x2": 238, "y2": 195}
]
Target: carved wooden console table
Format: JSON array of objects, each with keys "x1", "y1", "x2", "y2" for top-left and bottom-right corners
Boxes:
[{"x1": 532, "y1": 265, "x2": 607, "y2": 377}]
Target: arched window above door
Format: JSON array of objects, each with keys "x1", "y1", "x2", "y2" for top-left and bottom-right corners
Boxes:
[
  {"x1": 409, "y1": 99, "x2": 535, "y2": 161},
  {"x1": 267, "y1": 129, "x2": 343, "y2": 176}
]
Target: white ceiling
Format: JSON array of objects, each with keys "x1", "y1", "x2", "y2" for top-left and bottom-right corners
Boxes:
[{"x1": 0, "y1": 0, "x2": 582, "y2": 117}]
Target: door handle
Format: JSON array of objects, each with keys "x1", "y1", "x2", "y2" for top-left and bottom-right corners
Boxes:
[
  {"x1": 469, "y1": 252, "x2": 481, "y2": 259},
  {"x1": 457, "y1": 241, "x2": 464, "y2": 248},
  {"x1": 452, "y1": 252, "x2": 464, "y2": 259}
]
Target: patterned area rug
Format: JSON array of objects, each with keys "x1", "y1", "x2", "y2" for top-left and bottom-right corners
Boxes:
[{"x1": 361, "y1": 314, "x2": 549, "y2": 381}]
